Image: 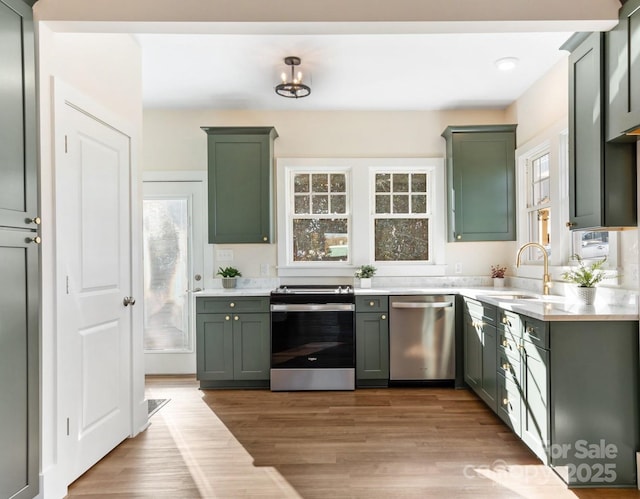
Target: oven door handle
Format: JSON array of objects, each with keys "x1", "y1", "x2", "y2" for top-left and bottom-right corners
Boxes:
[
  {"x1": 270, "y1": 303, "x2": 355, "y2": 312},
  {"x1": 391, "y1": 302, "x2": 453, "y2": 309}
]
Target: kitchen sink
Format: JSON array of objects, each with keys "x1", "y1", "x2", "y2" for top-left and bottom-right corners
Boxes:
[{"x1": 484, "y1": 294, "x2": 539, "y2": 300}]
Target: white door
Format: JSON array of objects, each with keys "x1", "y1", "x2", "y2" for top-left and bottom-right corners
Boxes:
[
  {"x1": 56, "y1": 101, "x2": 132, "y2": 483},
  {"x1": 143, "y1": 180, "x2": 204, "y2": 374}
]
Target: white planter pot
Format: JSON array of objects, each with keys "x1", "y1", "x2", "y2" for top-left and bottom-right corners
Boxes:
[
  {"x1": 576, "y1": 286, "x2": 597, "y2": 305},
  {"x1": 493, "y1": 278, "x2": 505, "y2": 288},
  {"x1": 359, "y1": 278, "x2": 372, "y2": 288}
]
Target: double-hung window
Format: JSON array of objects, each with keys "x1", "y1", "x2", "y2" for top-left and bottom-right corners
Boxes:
[
  {"x1": 524, "y1": 150, "x2": 551, "y2": 261},
  {"x1": 372, "y1": 171, "x2": 431, "y2": 262},
  {"x1": 285, "y1": 167, "x2": 351, "y2": 265},
  {"x1": 277, "y1": 158, "x2": 445, "y2": 277}
]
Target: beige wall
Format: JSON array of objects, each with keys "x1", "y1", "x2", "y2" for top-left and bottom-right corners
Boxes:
[{"x1": 143, "y1": 107, "x2": 521, "y2": 278}]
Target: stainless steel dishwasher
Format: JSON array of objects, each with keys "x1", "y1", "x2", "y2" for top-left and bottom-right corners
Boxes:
[{"x1": 389, "y1": 295, "x2": 455, "y2": 380}]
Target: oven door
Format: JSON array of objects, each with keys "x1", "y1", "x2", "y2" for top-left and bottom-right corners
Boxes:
[{"x1": 270, "y1": 303, "x2": 355, "y2": 369}]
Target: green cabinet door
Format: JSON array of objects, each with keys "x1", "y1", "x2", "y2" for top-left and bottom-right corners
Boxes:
[
  {"x1": 196, "y1": 313, "x2": 234, "y2": 380},
  {"x1": 202, "y1": 127, "x2": 278, "y2": 243},
  {"x1": 355, "y1": 296, "x2": 389, "y2": 387},
  {"x1": 0, "y1": 0, "x2": 38, "y2": 231},
  {"x1": 550, "y1": 321, "x2": 639, "y2": 487},
  {"x1": 442, "y1": 125, "x2": 517, "y2": 242},
  {"x1": 463, "y1": 316, "x2": 482, "y2": 390},
  {"x1": 606, "y1": 0, "x2": 640, "y2": 140},
  {"x1": 355, "y1": 312, "x2": 389, "y2": 385},
  {"x1": 521, "y1": 340, "x2": 550, "y2": 464},
  {"x1": 0, "y1": 230, "x2": 39, "y2": 499},
  {"x1": 568, "y1": 32, "x2": 636, "y2": 230},
  {"x1": 233, "y1": 313, "x2": 270, "y2": 381},
  {"x1": 479, "y1": 323, "x2": 497, "y2": 412}
]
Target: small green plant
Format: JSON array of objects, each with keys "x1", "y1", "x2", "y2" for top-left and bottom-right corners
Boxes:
[
  {"x1": 562, "y1": 255, "x2": 607, "y2": 288},
  {"x1": 490, "y1": 264, "x2": 507, "y2": 278},
  {"x1": 217, "y1": 266, "x2": 242, "y2": 278},
  {"x1": 355, "y1": 264, "x2": 377, "y2": 279}
]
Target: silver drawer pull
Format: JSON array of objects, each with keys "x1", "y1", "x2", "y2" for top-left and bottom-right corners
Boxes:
[
  {"x1": 392, "y1": 302, "x2": 453, "y2": 309},
  {"x1": 308, "y1": 357, "x2": 317, "y2": 361},
  {"x1": 271, "y1": 304, "x2": 355, "y2": 312}
]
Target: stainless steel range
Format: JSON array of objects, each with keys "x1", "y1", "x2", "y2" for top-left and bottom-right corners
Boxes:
[{"x1": 270, "y1": 285, "x2": 355, "y2": 391}]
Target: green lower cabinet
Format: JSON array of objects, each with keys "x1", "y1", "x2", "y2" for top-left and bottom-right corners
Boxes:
[
  {"x1": 463, "y1": 298, "x2": 497, "y2": 410},
  {"x1": 549, "y1": 321, "x2": 639, "y2": 487},
  {"x1": 497, "y1": 372, "x2": 521, "y2": 436},
  {"x1": 355, "y1": 296, "x2": 389, "y2": 387},
  {"x1": 196, "y1": 300, "x2": 270, "y2": 388},
  {"x1": 521, "y1": 340, "x2": 550, "y2": 464}
]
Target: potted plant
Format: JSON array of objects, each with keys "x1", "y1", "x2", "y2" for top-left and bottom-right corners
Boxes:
[
  {"x1": 217, "y1": 266, "x2": 242, "y2": 289},
  {"x1": 561, "y1": 254, "x2": 608, "y2": 305},
  {"x1": 490, "y1": 264, "x2": 507, "y2": 288},
  {"x1": 355, "y1": 264, "x2": 376, "y2": 288}
]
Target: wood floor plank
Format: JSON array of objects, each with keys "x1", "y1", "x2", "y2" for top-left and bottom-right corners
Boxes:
[{"x1": 66, "y1": 376, "x2": 640, "y2": 498}]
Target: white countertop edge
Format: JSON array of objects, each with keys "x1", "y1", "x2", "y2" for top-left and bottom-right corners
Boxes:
[{"x1": 194, "y1": 286, "x2": 639, "y2": 321}]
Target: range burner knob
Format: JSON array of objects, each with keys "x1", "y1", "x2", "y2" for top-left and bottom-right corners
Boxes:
[{"x1": 335, "y1": 286, "x2": 342, "y2": 294}]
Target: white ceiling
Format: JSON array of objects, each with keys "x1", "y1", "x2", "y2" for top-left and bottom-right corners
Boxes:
[{"x1": 137, "y1": 31, "x2": 573, "y2": 111}]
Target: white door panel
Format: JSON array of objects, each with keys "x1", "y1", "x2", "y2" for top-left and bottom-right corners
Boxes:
[{"x1": 57, "y1": 102, "x2": 132, "y2": 483}]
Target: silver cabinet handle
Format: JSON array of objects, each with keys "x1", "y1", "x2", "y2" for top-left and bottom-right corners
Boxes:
[
  {"x1": 270, "y1": 303, "x2": 355, "y2": 312},
  {"x1": 391, "y1": 302, "x2": 453, "y2": 309},
  {"x1": 123, "y1": 296, "x2": 136, "y2": 306}
]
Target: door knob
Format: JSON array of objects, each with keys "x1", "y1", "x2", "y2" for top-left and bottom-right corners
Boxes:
[
  {"x1": 194, "y1": 274, "x2": 202, "y2": 281},
  {"x1": 123, "y1": 296, "x2": 136, "y2": 306}
]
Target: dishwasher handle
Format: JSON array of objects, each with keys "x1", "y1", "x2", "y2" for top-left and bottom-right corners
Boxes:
[{"x1": 391, "y1": 301, "x2": 453, "y2": 309}]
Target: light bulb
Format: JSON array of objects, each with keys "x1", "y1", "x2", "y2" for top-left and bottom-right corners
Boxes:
[{"x1": 281, "y1": 72, "x2": 287, "y2": 83}]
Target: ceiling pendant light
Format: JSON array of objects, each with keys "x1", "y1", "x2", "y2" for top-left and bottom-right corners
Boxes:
[{"x1": 275, "y1": 56, "x2": 311, "y2": 99}]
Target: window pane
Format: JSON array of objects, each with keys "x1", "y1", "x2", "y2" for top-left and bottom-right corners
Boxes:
[
  {"x1": 375, "y1": 218, "x2": 429, "y2": 261},
  {"x1": 294, "y1": 174, "x2": 309, "y2": 193},
  {"x1": 143, "y1": 199, "x2": 190, "y2": 351},
  {"x1": 393, "y1": 174, "x2": 409, "y2": 192},
  {"x1": 393, "y1": 194, "x2": 409, "y2": 213},
  {"x1": 330, "y1": 174, "x2": 346, "y2": 193},
  {"x1": 411, "y1": 174, "x2": 427, "y2": 192},
  {"x1": 293, "y1": 218, "x2": 349, "y2": 261},
  {"x1": 527, "y1": 208, "x2": 551, "y2": 260},
  {"x1": 331, "y1": 194, "x2": 346, "y2": 214},
  {"x1": 412, "y1": 194, "x2": 427, "y2": 213},
  {"x1": 376, "y1": 194, "x2": 390, "y2": 213},
  {"x1": 376, "y1": 174, "x2": 390, "y2": 193},
  {"x1": 312, "y1": 174, "x2": 328, "y2": 192},
  {"x1": 312, "y1": 194, "x2": 329, "y2": 214},
  {"x1": 294, "y1": 195, "x2": 309, "y2": 214},
  {"x1": 573, "y1": 231, "x2": 609, "y2": 260}
]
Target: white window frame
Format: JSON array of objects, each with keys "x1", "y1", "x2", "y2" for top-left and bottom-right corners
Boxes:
[
  {"x1": 516, "y1": 120, "x2": 569, "y2": 277},
  {"x1": 277, "y1": 158, "x2": 446, "y2": 277},
  {"x1": 516, "y1": 119, "x2": 618, "y2": 280}
]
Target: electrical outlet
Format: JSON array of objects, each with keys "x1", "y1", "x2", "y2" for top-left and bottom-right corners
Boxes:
[
  {"x1": 216, "y1": 249, "x2": 234, "y2": 261},
  {"x1": 454, "y1": 263, "x2": 462, "y2": 274}
]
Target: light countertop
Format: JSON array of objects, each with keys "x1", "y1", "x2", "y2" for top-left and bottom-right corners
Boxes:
[{"x1": 194, "y1": 286, "x2": 639, "y2": 321}]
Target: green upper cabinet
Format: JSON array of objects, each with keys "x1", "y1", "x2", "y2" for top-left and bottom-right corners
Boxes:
[
  {"x1": 441, "y1": 125, "x2": 517, "y2": 242},
  {"x1": 202, "y1": 127, "x2": 278, "y2": 243},
  {"x1": 567, "y1": 32, "x2": 636, "y2": 230},
  {"x1": 0, "y1": 0, "x2": 38, "y2": 230},
  {"x1": 606, "y1": 0, "x2": 640, "y2": 140}
]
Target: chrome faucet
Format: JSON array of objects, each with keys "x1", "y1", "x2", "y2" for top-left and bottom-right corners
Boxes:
[{"x1": 516, "y1": 242, "x2": 551, "y2": 295}]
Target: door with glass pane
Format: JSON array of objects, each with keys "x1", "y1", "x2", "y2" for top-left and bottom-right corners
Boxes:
[{"x1": 143, "y1": 181, "x2": 204, "y2": 374}]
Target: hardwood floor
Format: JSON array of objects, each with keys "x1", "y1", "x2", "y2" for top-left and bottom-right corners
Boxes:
[{"x1": 67, "y1": 376, "x2": 640, "y2": 498}]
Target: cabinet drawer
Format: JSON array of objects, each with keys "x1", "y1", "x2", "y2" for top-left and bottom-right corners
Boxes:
[
  {"x1": 356, "y1": 295, "x2": 389, "y2": 313},
  {"x1": 522, "y1": 316, "x2": 548, "y2": 349},
  {"x1": 498, "y1": 309, "x2": 521, "y2": 335},
  {"x1": 465, "y1": 298, "x2": 496, "y2": 325},
  {"x1": 498, "y1": 329, "x2": 520, "y2": 362},
  {"x1": 197, "y1": 296, "x2": 270, "y2": 314},
  {"x1": 497, "y1": 373, "x2": 521, "y2": 436},
  {"x1": 497, "y1": 349, "x2": 520, "y2": 382}
]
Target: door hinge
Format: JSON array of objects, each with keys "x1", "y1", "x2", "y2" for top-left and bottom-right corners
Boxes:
[
  {"x1": 66, "y1": 417, "x2": 70, "y2": 436},
  {"x1": 65, "y1": 135, "x2": 68, "y2": 153}
]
